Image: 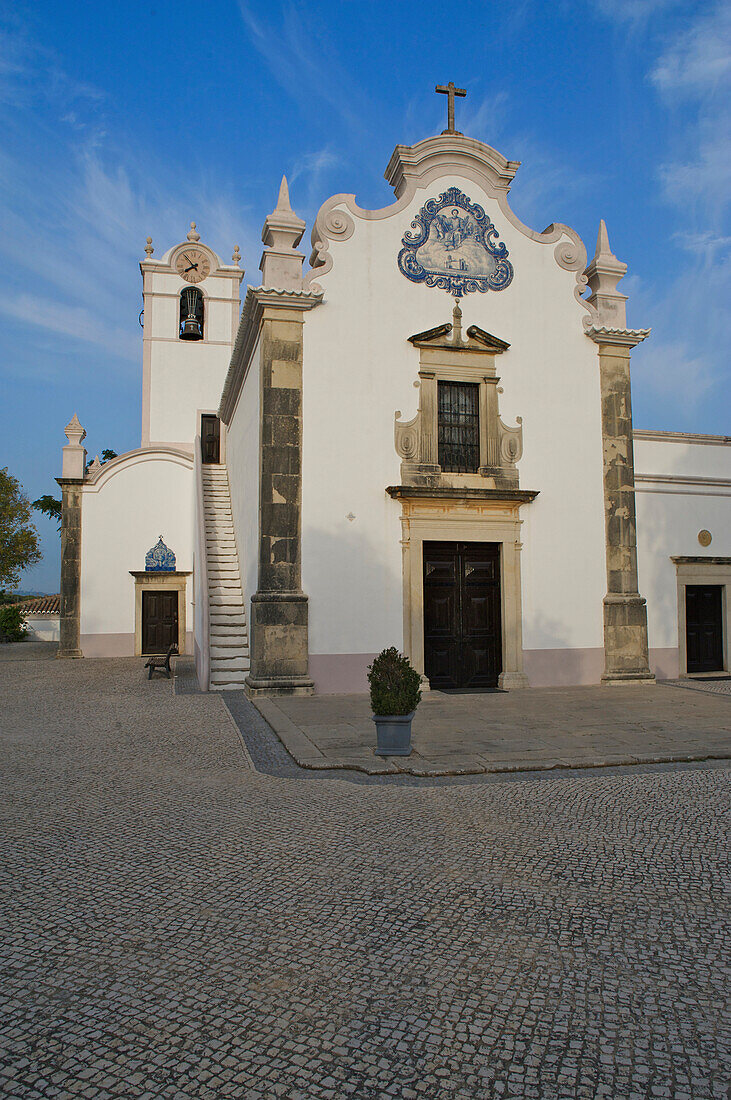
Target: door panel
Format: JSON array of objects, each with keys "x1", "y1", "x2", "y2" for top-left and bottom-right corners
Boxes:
[
  {"x1": 423, "y1": 542, "x2": 502, "y2": 689},
  {"x1": 142, "y1": 591, "x2": 178, "y2": 655},
  {"x1": 201, "y1": 415, "x2": 220, "y2": 464},
  {"x1": 686, "y1": 585, "x2": 724, "y2": 673}
]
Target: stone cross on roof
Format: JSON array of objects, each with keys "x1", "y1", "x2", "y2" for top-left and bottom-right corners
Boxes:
[{"x1": 436, "y1": 81, "x2": 467, "y2": 135}]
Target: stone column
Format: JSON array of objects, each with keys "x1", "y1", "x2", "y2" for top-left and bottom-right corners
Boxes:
[
  {"x1": 594, "y1": 337, "x2": 654, "y2": 682},
  {"x1": 246, "y1": 303, "x2": 314, "y2": 696},
  {"x1": 585, "y1": 222, "x2": 654, "y2": 684},
  {"x1": 244, "y1": 177, "x2": 322, "y2": 696},
  {"x1": 57, "y1": 415, "x2": 86, "y2": 658}
]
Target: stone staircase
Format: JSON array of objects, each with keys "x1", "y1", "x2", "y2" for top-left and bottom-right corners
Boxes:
[{"x1": 201, "y1": 464, "x2": 249, "y2": 691}]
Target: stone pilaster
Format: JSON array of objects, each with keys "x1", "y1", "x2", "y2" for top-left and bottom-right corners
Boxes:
[
  {"x1": 246, "y1": 304, "x2": 314, "y2": 696},
  {"x1": 57, "y1": 478, "x2": 83, "y2": 658},
  {"x1": 585, "y1": 222, "x2": 654, "y2": 683},
  {"x1": 57, "y1": 415, "x2": 86, "y2": 658},
  {"x1": 594, "y1": 340, "x2": 654, "y2": 682}
]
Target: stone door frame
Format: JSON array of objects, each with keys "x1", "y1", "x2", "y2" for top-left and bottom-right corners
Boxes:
[
  {"x1": 130, "y1": 571, "x2": 191, "y2": 657},
  {"x1": 397, "y1": 497, "x2": 529, "y2": 689},
  {"x1": 671, "y1": 557, "x2": 731, "y2": 677}
]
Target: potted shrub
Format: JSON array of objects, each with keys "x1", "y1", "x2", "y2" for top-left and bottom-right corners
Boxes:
[{"x1": 367, "y1": 647, "x2": 422, "y2": 756}]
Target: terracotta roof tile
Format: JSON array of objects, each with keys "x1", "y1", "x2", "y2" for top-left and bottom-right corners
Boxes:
[{"x1": 12, "y1": 595, "x2": 61, "y2": 615}]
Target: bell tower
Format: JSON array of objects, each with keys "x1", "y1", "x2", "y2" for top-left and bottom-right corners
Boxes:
[{"x1": 139, "y1": 224, "x2": 244, "y2": 450}]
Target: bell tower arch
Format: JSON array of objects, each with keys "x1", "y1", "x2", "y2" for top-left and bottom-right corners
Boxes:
[{"x1": 139, "y1": 224, "x2": 244, "y2": 450}]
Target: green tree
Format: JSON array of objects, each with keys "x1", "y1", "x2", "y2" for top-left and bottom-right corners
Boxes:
[
  {"x1": 0, "y1": 468, "x2": 41, "y2": 590},
  {"x1": 32, "y1": 494, "x2": 63, "y2": 530}
]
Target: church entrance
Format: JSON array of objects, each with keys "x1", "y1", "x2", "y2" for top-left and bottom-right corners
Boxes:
[
  {"x1": 141, "y1": 590, "x2": 178, "y2": 655},
  {"x1": 423, "y1": 541, "x2": 502, "y2": 690},
  {"x1": 685, "y1": 585, "x2": 724, "y2": 673},
  {"x1": 201, "y1": 415, "x2": 220, "y2": 464}
]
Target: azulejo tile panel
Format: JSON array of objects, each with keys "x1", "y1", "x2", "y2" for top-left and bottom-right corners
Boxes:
[
  {"x1": 398, "y1": 186, "x2": 514, "y2": 297},
  {"x1": 145, "y1": 535, "x2": 176, "y2": 572}
]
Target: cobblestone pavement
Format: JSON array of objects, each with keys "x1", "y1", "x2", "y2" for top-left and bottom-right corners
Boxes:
[{"x1": 1, "y1": 654, "x2": 730, "y2": 1099}]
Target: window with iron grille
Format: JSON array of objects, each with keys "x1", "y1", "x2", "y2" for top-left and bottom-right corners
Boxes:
[{"x1": 438, "y1": 381, "x2": 480, "y2": 472}]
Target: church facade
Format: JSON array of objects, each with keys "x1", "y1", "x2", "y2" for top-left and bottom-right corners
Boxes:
[{"x1": 56, "y1": 117, "x2": 731, "y2": 695}]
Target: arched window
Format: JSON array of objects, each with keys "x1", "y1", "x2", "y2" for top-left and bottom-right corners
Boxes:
[{"x1": 179, "y1": 287, "x2": 204, "y2": 340}]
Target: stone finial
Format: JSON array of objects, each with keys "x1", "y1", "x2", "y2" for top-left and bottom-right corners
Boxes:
[
  {"x1": 144, "y1": 236, "x2": 154, "y2": 257},
  {"x1": 62, "y1": 414, "x2": 87, "y2": 479},
  {"x1": 584, "y1": 219, "x2": 629, "y2": 327},
  {"x1": 88, "y1": 455, "x2": 102, "y2": 474},
  {"x1": 64, "y1": 414, "x2": 86, "y2": 447},
  {"x1": 232, "y1": 244, "x2": 241, "y2": 266},
  {"x1": 187, "y1": 221, "x2": 201, "y2": 242},
  {"x1": 451, "y1": 300, "x2": 464, "y2": 345},
  {"x1": 259, "y1": 174, "x2": 307, "y2": 290}
]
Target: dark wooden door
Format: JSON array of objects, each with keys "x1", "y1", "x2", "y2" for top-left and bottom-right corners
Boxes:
[
  {"x1": 201, "y1": 415, "x2": 220, "y2": 464},
  {"x1": 423, "y1": 542, "x2": 502, "y2": 689},
  {"x1": 142, "y1": 591, "x2": 178, "y2": 655},
  {"x1": 686, "y1": 585, "x2": 724, "y2": 673}
]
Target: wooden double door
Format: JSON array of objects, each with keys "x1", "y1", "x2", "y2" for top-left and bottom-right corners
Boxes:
[
  {"x1": 686, "y1": 585, "x2": 724, "y2": 673},
  {"x1": 142, "y1": 591, "x2": 178, "y2": 655},
  {"x1": 423, "y1": 541, "x2": 502, "y2": 690}
]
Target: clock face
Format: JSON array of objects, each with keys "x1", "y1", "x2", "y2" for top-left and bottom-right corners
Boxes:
[{"x1": 176, "y1": 248, "x2": 211, "y2": 283}]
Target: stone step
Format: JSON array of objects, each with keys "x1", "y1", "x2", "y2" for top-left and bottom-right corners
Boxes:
[
  {"x1": 210, "y1": 618, "x2": 247, "y2": 629},
  {"x1": 211, "y1": 643, "x2": 249, "y2": 656},
  {"x1": 210, "y1": 596, "x2": 244, "y2": 607},
  {"x1": 211, "y1": 652, "x2": 248, "y2": 666},
  {"x1": 210, "y1": 670, "x2": 249, "y2": 683},
  {"x1": 211, "y1": 631, "x2": 248, "y2": 642}
]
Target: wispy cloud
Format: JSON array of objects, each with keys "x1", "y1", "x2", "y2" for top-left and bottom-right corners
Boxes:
[
  {"x1": 238, "y1": 0, "x2": 369, "y2": 138},
  {"x1": 651, "y1": 5, "x2": 731, "y2": 95},
  {"x1": 0, "y1": 23, "x2": 261, "y2": 382},
  {"x1": 592, "y1": 0, "x2": 683, "y2": 28}
]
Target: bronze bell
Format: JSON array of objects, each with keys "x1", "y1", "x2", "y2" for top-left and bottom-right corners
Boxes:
[{"x1": 180, "y1": 288, "x2": 203, "y2": 340}]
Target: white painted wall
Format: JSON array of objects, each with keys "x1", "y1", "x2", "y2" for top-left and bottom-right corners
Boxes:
[
  {"x1": 80, "y1": 452, "x2": 194, "y2": 643},
  {"x1": 635, "y1": 437, "x2": 731, "y2": 659},
  {"x1": 25, "y1": 616, "x2": 60, "y2": 642},
  {"x1": 141, "y1": 249, "x2": 242, "y2": 447},
  {"x1": 226, "y1": 336, "x2": 261, "y2": 611},
  {"x1": 301, "y1": 172, "x2": 608, "y2": 661}
]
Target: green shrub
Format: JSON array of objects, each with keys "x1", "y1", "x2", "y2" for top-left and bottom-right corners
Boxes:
[
  {"x1": 367, "y1": 647, "x2": 422, "y2": 716},
  {"x1": 0, "y1": 605, "x2": 27, "y2": 642}
]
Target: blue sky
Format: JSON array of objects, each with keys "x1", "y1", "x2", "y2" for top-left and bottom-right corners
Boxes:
[{"x1": 2, "y1": 0, "x2": 729, "y2": 593}]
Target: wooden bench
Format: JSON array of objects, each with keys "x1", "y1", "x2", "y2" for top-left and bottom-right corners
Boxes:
[{"x1": 144, "y1": 643, "x2": 178, "y2": 679}]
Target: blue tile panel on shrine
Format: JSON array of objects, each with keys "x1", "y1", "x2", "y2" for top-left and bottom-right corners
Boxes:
[{"x1": 145, "y1": 536, "x2": 176, "y2": 572}]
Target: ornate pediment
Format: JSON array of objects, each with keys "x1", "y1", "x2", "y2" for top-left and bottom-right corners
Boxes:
[
  {"x1": 408, "y1": 303, "x2": 510, "y2": 355},
  {"x1": 396, "y1": 304, "x2": 523, "y2": 491}
]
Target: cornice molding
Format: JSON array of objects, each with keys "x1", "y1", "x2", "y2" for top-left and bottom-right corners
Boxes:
[
  {"x1": 218, "y1": 285, "x2": 323, "y2": 424},
  {"x1": 306, "y1": 134, "x2": 592, "y2": 315},
  {"x1": 634, "y1": 429, "x2": 731, "y2": 446},
  {"x1": 386, "y1": 485, "x2": 538, "y2": 504},
  {"x1": 585, "y1": 324, "x2": 651, "y2": 348},
  {"x1": 671, "y1": 556, "x2": 731, "y2": 565}
]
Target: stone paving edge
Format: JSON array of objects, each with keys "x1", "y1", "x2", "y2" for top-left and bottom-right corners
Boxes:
[{"x1": 249, "y1": 696, "x2": 731, "y2": 778}]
